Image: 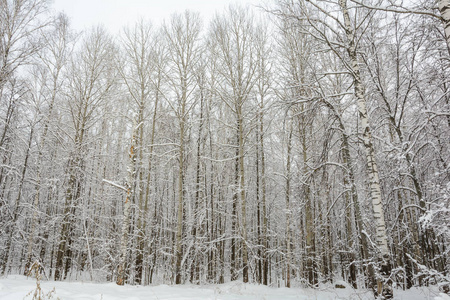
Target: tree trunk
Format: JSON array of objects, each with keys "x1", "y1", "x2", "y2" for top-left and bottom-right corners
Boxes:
[
  {"x1": 55, "y1": 157, "x2": 80, "y2": 281},
  {"x1": 339, "y1": 0, "x2": 391, "y2": 297},
  {"x1": 259, "y1": 105, "x2": 269, "y2": 286},
  {"x1": 2, "y1": 127, "x2": 33, "y2": 275},
  {"x1": 285, "y1": 122, "x2": 293, "y2": 288},
  {"x1": 117, "y1": 121, "x2": 139, "y2": 286},
  {"x1": 134, "y1": 100, "x2": 145, "y2": 285},
  {"x1": 231, "y1": 134, "x2": 239, "y2": 281},
  {"x1": 175, "y1": 93, "x2": 186, "y2": 285},
  {"x1": 238, "y1": 109, "x2": 249, "y2": 283}
]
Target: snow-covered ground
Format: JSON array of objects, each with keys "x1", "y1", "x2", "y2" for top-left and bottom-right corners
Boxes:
[{"x1": 0, "y1": 275, "x2": 448, "y2": 300}]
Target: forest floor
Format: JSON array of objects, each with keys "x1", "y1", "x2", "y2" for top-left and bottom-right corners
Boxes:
[{"x1": 0, "y1": 275, "x2": 448, "y2": 300}]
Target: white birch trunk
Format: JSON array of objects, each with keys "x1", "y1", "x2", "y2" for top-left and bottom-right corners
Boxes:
[
  {"x1": 339, "y1": 0, "x2": 390, "y2": 297},
  {"x1": 339, "y1": 0, "x2": 389, "y2": 258}
]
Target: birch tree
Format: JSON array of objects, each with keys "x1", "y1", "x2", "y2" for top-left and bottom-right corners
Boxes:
[
  {"x1": 337, "y1": 1, "x2": 391, "y2": 296},
  {"x1": 273, "y1": 0, "x2": 392, "y2": 295},
  {"x1": 0, "y1": 0, "x2": 448, "y2": 291}
]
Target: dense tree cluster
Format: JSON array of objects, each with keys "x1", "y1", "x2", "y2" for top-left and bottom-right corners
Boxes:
[{"x1": 0, "y1": 0, "x2": 448, "y2": 297}]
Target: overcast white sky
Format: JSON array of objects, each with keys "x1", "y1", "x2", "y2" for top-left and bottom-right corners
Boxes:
[{"x1": 52, "y1": 0, "x2": 263, "y2": 34}]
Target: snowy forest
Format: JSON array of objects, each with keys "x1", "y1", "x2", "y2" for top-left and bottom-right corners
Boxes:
[{"x1": 0, "y1": 0, "x2": 449, "y2": 299}]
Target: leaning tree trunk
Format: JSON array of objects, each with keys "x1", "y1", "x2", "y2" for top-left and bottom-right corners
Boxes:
[
  {"x1": 322, "y1": 98, "x2": 376, "y2": 288},
  {"x1": 339, "y1": 0, "x2": 391, "y2": 297},
  {"x1": 2, "y1": 127, "x2": 33, "y2": 275}
]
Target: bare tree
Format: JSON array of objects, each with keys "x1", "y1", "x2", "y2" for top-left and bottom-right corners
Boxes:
[
  {"x1": 210, "y1": 5, "x2": 259, "y2": 283},
  {"x1": 54, "y1": 26, "x2": 116, "y2": 281},
  {"x1": 163, "y1": 11, "x2": 202, "y2": 284},
  {"x1": 118, "y1": 19, "x2": 156, "y2": 285},
  {"x1": 25, "y1": 13, "x2": 74, "y2": 272},
  {"x1": 254, "y1": 23, "x2": 272, "y2": 285},
  {"x1": 0, "y1": 0, "x2": 50, "y2": 274}
]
